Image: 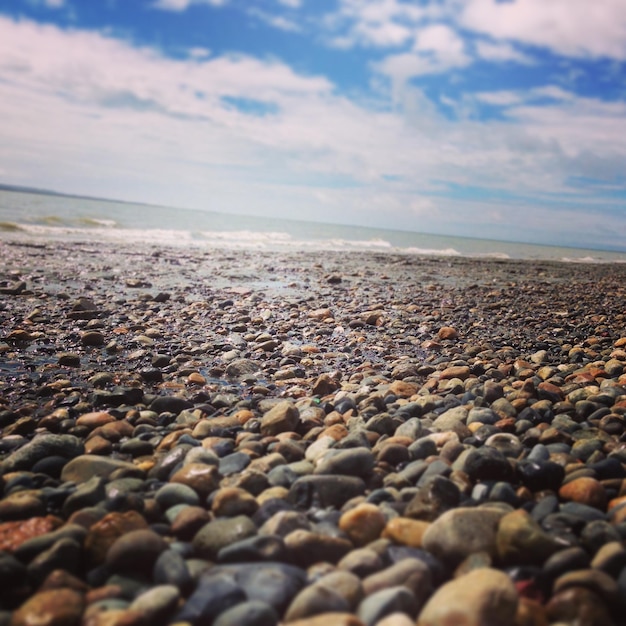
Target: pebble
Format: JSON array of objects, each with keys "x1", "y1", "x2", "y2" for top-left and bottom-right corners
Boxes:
[
  {"x1": 4, "y1": 243, "x2": 626, "y2": 626},
  {"x1": 416, "y1": 567, "x2": 518, "y2": 625}
]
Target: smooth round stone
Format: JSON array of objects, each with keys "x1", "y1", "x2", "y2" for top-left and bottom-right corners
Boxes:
[
  {"x1": 289, "y1": 475, "x2": 366, "y2": 509},
  {"x1": 484, "y1": 433, "x2": 523, "y2": 458},
  {"x1": 260, "y1": 401, "x2": 299, "y2": 436},
  {"x1": 591, "y1": 541, "x2": 626, "y2": 576},
  {"x1": 213, "y1": 600, "x2": 279, "y2": 626},
  {"x1": 105, "y1": 528, "x2": 167, "y2": 574},
  {"x1": 337, "y1": 548, "x2": 384, "y2": 578},
  {"x1": 421, "y1": 507, "x2": 506, "y2": 566},
  {"x1": 543, "y1": 547, "x2": 590, "y2": 580},
  {"x1": 285, "y1": 614, "x2": 364, "y2": 626},
  {"x1": 217, "y1": 535, "x2": 287, "y2": 563},
  {"x1": 61, "y1": 454, "x2": 141, "y2": 482},
  {"x1": 211, "y1": 487, "x2": 259, "y2": 517},
  {"x1": 284, "y1": 530, "x2": 353, "y2": 567},
  {"x1": 315, "y1": 571, "x2": 363, "y2": 609},
  {"x1": 416, "y1": 567, "x2": 518, "y2": 626},
  {"x1": 205, "y1": 562, "x2": 307, "y2": 613},
  {"x1": 362, "y1": 558, "x2": 432, "y2": 602},
  {"x1": 2, "y1": 435, "x2": 84, "y2": 473},
  {"x1": 408, "y1": 439, "x2": 437, "y2": 461},
  {"x1": 169, "y1": 462, "x2": 221, "y2": 500},
  {"x1": 0, "y1": 491, "x2": 45, "y2": 520},
  {"x1": 128, "y1": 584, "x2": 180, "y2": 624},
  {"x1": 258, "y1": 510, "x2": 311, "y2": 537},
  {"x1": 170, "y1": 505, "x2": 211, "y2": 540},
  {"x1": 516, "y1": 460, "x2": 565, "y2": 493},
  {"x1": 467, "y1": 407, "x2": 499, "y2": 425},
  {"x1": 27, "y1": 537, "x2": 82, "y2": 583},
  {"x1": 153, "y1": 549, "x2": 193, "y2": 593},
  {"x1": 62, "y1": 475, "x2": 107, "y2": 516},
  {"x1": 554, "y1": 568, "x2": 619, "y2": 604},
  {"x1": 174, "y1": 573, "x2": 247, "y2": 625},
  {"x1": 382, "y1": 518, "x2": 430, "y2": 549},
  {"x1": 357, "y1": 586, "x2": 419, "y2": 626},
  {"x1": 155, "y1": 483, "x2": 200, "y2": 509},
  {"x1": 339, "y1": 503, "x2": 387, "y2": 547},
  {"x1": 496, "y1": 509, "x2": 562, "y2": 566},
  {"x1": 219, "y1": 452, "x2": 251, "y2": 476},
  {"x1": 285, "y1": 585, "x2": 351, "y2": 622},
  {"x1": 11, "y1": 589, "x2": 84, "y2": 626},
  {"x1": 455, "y1": 447, "x2": 514, "y2": 482},
  {"x1": 314, "y1": 448, "x2": 375, "y2": 478},
  {"x1": 192, "y1": 515, "x2": 257, "y2": 559},
  {"x1": 580, "y1": 520, "x2": 621, "y2": 554},
  {"x1": 561, "y1": 501, "x2": 607, "y2": 522},
  {"x1": 559, "y1": 477, "x2": 607, "y2": 510},
  {"x1": 546, "y1": 586, "x2": 614, "y2": 625}
]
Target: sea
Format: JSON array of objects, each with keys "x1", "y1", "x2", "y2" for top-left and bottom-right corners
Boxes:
[{"x1": 1, "y1": 188, "x2": 625, "y2": 263}]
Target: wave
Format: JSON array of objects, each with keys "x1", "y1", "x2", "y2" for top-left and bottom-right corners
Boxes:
[
  {"x1": 0, "y1": 221, "x2": 23, "y2": 232},
  {"x1": 76, "y1": 217, "x2": 117, "y2": 228},
  {"x1": 404, "y1": 246, "x2": 461, "y2": 257}
]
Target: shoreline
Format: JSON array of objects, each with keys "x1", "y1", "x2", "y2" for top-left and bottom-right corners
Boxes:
[{"x1": 2, "y1": 239, "x2": 626, "y2": 625}]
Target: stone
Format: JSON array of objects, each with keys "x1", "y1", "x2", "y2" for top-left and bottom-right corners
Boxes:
[
  {"x1": 153, "y1": 549, "x2": 193, "y2": 593},
  {"x1": 85, "y1": 510, "x2": 148, "y2": 565},
  {"x1": 382, "y1": 518, "x2": 430, "y2": 549},
  {"x1": 211, "y1": 487, "x2": 259, "y2": 517},
  {"x1": 204, "y1": 562, "x2": 306, "y2": 613},
  {"x1": 362, "y1": 558, "x2": 432, "y2": 603},
  {"x1": 285, "y1": 614, "x2": 364, "y2": 626},
  {"x1": 421, "y1": 507, "x2": 506, "y2": 566},
  {"x1": 105, "y1": 529, "x2": 167, "y2": 575},
  {"x1": 60, "y1": 455, "x2": 140, "y2": 483},
  {"x1": 128, "y1": 585, "x2": 180, "y2": 625},
  {"x1": 192, "y1": 515, "x2": 257, "y2": 559},
  {"x1": 339, "y1": 503, "x2": 387, "y2": 546},
  {"x1": 545, "y1": 587, "x2": 614, "y2": 626},
  {"x1": 559, "y1": 477, "x2": 607, "y2": 510},
  {"x1": 338, "y1": 548, "x2": 384, "y2": 578},
  {"x1": 170, "y1": 463, "x2": 221, "y2": 499},
  {"x1": 155, "y1": 483, "x2": 200, "y2": 509},
  {"x1": 314, "y1": 448, "x2": 374, "y2": 478},
  {"x1": 416, "y1": 567, "x2": 518, "y2": 626},
  {"x1": 357, "y1": 586, "x2": 420, "y2": 626},
  {"x1": 11, "y1": 588, "x2": 84, "y2": 626},
  {"x1": 289, "y1": 475, "x2": 366, "y2": 509},
  {"x1": 2, "y1": 435, "x2": 83, "y2": 473},
  {"x1": 285, "y1": 585, "x2": 351, "y2": 622},
  {"x1": 285, "y1": 529, "x2": 353, "y2": 567},
  {"x1": 260, "y1": 401, "x2": 299, "y2": 436},
  {"x1": 496, "y1": 509, "x2": 562, "y2": 565},
  {"x1": 213, "y1": 600, "x2": 279, "y2": 626}
]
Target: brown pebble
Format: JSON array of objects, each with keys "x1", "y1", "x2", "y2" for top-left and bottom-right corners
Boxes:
[
  {"x1": 559, "y1": 477, "x2": 607, "y2": 510},
  {"x1": 437, "y1": 326, "x2": 458, "y2": 340},
  {"x1": 339, "y1": 503, "x2": 386, "y2": 547},
  {"x1": 84, "y1": 510, "x2": 148, "y2": 566},
  {"x1": 285, "y1": 613, "x2": 364, "y2": 626},
  {"x1": 11, "y1": 588, "x2": 84, "y2": 626},
  {"x1": 382, "y1": 517, "x2": 430, "y2": 548},
  {"x1": 211, "y1": 487, "x2": 259, "y2": 517},
  {"x1": 170, "y1": 463, "x2": 221, "y2": 499}
]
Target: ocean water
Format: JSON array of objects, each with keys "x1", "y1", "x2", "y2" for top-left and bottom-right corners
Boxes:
[{"x1": 1, "y1": 188, "x2": 625, "y2": 263}]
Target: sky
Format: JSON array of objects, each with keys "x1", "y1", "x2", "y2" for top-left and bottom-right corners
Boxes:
[{"x1": 1, "y1": 0, "x2": 626, "y2": 249}]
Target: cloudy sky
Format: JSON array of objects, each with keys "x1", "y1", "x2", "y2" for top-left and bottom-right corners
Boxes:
[{"x1": 1, "y1": 0, "x2": 626, "y2": 249}]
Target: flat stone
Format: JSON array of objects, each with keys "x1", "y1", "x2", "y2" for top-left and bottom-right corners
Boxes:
[
  {"x1": 61, "y1": 455, "x2": 141, "y2": 483},
  {"x1": 496, "y1": 509, "x2": 563, "y2": 565},
  {"x1": 285, "y1": 585, "x2": 351, "y2": 622},
  {"x1": 559, "y1": 477, "x2": 607, "y2": 510},
  {"x1": 421, "y1": 507, "x2": 506, "y2": 566},
  {"x1": 416, "y1": 567, "x2": 518, "y2": 626},
  {"x1": 285, "y1": 614, "x2": 364, "y2": 626},
  {"x1": 213, "y1": 600, "x2": 279, "y2": 626},
  {"x1": 105, "y1": 528, "x2": 167, "y2": 575},
  {"x1": 192, "y1": 515, "x2": 257, "y2": 559},
  {"x1": 358, "y1": 586, "x2": 420, "y2": 626},
  {"x1": 382, "y1": 518, "x2": 430, "y2": 549},
  {"x1": 314, "y1": 447, "x2": 374, "y2": 478},
  {"x1": 289, "y1": 475, "x2": 366, "y2": 509},
  {"x1": 128, "y1": 585, "x2": 180, "y2": 624},
  {"x1": 11, "y1": 588, "x2": 84, "y2": 626},
  {"x1": 284, "y1": 530, "x2": 353, "y2": 567},
  {"x1": 260, "y1": 401, "x2": 299, "y2": 436},
  {"x1": 2, "y1": 435, "x2": 83, "y2": 473}
]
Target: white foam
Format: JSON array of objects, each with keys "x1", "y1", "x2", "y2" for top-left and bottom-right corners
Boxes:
[{"x1": 404, "y1": 246, "x2": 461, "y2": 257}]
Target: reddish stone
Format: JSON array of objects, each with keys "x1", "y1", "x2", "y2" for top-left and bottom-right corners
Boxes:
[
  {"x1": 84, "y1": 510, "x2": 148, "y2": 566},
  {"x1": 76, "y1": 412, "x2": 116, "y2": 429},
  {"x1": 170, "y1": 463, "x2": 221, "y2": 499},
  {"x1": 437, "y1": 326, "x2": 458, "y2": 340},
  {"x1": 559, "y1": 477, "x2": 607, "y2": 510},
  {"x1": 11, "y1": 588, "x2": 84, "y2": 626},
  {"x1": 0, "y1": 516, "x2": 62, "y2": 553}
]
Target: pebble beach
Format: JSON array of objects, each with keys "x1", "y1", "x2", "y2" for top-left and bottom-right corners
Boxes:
[{"x1": 2, "y1": 237, "x2": 626, "y2": 626}]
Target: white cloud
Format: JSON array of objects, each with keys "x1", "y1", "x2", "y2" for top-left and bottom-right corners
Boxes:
[
  {"x1": 248, "y1": 8, "x2": 301, "y2": 33},
  {"x1": 462, "y1": 0, "x2": 626, "y2": 60},
  {"x1": 475, "y1": 40, "x2": 534, "y2": 65},
  {"x1": 0, "y1": 16, "x2": 625, "y2": 245},
  {"x1": 152, "y1": 0, "x2": 227, "y2": 11},
  {"x1": 277, "y1": 0, "x2": 301, "y2": 7},
  {"x1": 44, "y1": 0, "x2": 65, "y2": 8},
  {"x1": 474, "y1": 91, "x2": 524, "y2": 106}
]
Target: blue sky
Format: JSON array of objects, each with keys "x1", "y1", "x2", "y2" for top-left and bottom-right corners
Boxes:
[{"x1": 1, "y1": 0, "x2": 626, "y2": 249}]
